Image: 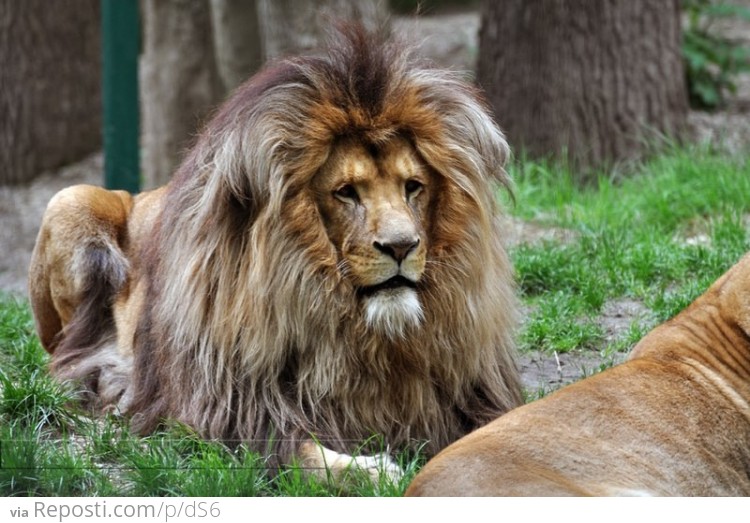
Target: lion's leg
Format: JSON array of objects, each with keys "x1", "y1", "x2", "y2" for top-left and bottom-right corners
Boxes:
[
  {"x1": 29, "y1": 185, "x2": 133, "y2": 351},
  {"x1": 29, "y1": 185, "x2": 136, "y2": 406},
  {"x1": 298, "y1": 440, "x2": 403, "y2": 484}
]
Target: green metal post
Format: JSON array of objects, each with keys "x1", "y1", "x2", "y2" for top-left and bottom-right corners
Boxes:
[{"x1": 102, "y1": 0, "x2": 140, "y2": 193}]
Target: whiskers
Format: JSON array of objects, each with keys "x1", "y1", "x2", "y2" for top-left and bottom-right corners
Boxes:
[
  {"x1": 424, "y1": 257, "x2": 470, "y2": 279},
  {"x1": 336, "y1": 258, "x2": 353, "y2": 278}
]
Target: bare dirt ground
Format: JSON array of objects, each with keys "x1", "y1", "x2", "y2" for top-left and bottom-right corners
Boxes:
[{"x1": 2, "y1": 10, "x2": 750, "y2": 392}]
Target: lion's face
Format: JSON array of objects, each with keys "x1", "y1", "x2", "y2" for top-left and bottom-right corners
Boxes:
[{"x1": 312, "y1": 136, "x2": 436, "y2": 337}]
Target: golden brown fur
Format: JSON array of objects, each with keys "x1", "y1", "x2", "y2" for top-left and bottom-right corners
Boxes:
[
  {"x1": 28, "y1": 26, "x2": 522, "y2": 474},
  {"x1": 406, "y1": 253, "x2": 750, "y2": 496}
]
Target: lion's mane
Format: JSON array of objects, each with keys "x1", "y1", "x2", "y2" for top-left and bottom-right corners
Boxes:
[{"x1": 128, "y1": 25, "x2": 522, "y2": 463}]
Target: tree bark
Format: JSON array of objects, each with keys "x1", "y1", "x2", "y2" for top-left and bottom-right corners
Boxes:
[
  {"x1": 257, "y1": 0, "x2": 390, "y2": 60},
  {"x1": 209, "y1": 0, "x2": 264, "y2": 92},
  {"x1": 477, "y1": 0, "x2": 689, "y2": 171},
  {"x1": 140, "y1": 0, "x2": 224, "y2": 189},
  {"x1": 0, "y1": 0, "x2": 101, "y2": 185}
]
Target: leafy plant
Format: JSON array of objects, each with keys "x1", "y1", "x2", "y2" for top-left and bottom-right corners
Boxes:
[{"x1": 682, "y1": 0, "x2": 750, "y2": 109}]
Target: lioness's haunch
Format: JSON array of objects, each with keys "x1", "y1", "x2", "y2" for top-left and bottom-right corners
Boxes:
[
  {"x1": 406, "y1": 252, "x2": 750, "y2": 496},
  {"x1": 28, "y1": 24, "x2": 522, "y2": 479}
]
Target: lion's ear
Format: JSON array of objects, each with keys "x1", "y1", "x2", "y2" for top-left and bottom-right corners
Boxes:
[
  {"x1": 225, "y1": 187, "x2": 260, "y2": 233},
  {"x1": 225, "y1": 172, "x2": 261, "y2": 224},
  {"x1": 165, "y1": 146, "x2": 262, "y2": 244}
]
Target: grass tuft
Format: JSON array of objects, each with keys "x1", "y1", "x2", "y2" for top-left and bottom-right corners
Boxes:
[{"x1": 506, "y1": 145, "x2": 750, "y2": 354}]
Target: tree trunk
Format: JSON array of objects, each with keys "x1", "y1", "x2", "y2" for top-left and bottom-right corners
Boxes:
[
  {"x1": 140, "y1": 0, "x2": 224, "y2": 189},
  {"x1": 477, "y1": 0, "x2": 688, "y2": 171},
  {"x1": 209, "y1": 0, "x2": 264, "y2": 92},
  {"x1": 257, "y1": 0, "x2": 390, "y2": 60},
  {"x1": 0, "y1": 0, "x2": 101, "y2": 185}
]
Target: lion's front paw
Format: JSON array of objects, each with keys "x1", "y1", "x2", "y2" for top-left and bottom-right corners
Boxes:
[
  {"x1": 298, "y1": 440, "x2": 404, "y2": 484},
  {"x1": 349, "y1": 452, "x2": 404, "y2": 482}
]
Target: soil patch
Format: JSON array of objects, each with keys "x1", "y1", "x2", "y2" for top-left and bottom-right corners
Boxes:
[{"x1": 519, "y1": 349, "x2": 627, "y2": 393}]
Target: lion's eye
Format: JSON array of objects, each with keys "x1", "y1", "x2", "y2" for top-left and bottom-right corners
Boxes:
[
  {"x1": 334, "y1": 184, "x2": 359, "y2": 203},
  {"x1": 405, "y1": 179, "x2": 424, "y2": 199}
]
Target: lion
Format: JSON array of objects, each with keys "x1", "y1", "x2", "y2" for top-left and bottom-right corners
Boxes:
[
  {"x1": 28, "y1": 25, "x2": 522, "y2": 479},
  {"x1": 406, "y1": 252, "x2": 750, "y2": 496}
]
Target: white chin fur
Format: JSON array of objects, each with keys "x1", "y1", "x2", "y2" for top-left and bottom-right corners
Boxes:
[{"x1": 364, "y1": 288, "x2": 424, "y2": 339}]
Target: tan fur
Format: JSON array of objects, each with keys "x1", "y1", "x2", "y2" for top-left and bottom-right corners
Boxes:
[
  {"x1": 28, "y1": 26, "x2": 522, "y2": 474},
  {"x1": 406, "y1": 253, "x2": 750, "y2": 496},
  {"x1": 29, "y1": 185, "x2": 132, "y2": 349}
]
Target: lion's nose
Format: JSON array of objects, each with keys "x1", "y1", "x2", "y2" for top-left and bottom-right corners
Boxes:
[{"x1": 374, "y1": 238, "x2": 420, "y2": 263}]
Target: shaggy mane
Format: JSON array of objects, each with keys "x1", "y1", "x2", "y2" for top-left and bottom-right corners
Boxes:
[{"x1": 124, "y1": 24, "x2": 522, "y2": 464}]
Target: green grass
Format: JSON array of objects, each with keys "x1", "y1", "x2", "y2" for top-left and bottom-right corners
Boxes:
[
  {"x1": 0, "y1": 300, "x2": 421, "y2": 496},
  {"x1": 505, "y1": 144, "x2": 750, "y2": 354},
  {"x1": 0, "y1": 144, "x2": 748, "y2": 496}
]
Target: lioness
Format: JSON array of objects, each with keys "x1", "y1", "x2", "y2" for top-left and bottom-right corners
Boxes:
[{"x1": 406, "y1": 252, "x2": 750, "y2": 496}]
